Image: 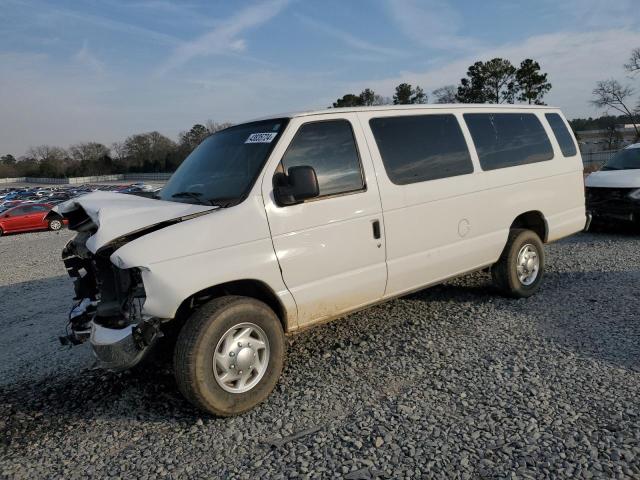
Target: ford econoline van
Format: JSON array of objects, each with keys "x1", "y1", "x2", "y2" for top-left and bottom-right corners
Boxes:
[{"x1": 53, "y1": 105, "x2": 587, "y2": 415}]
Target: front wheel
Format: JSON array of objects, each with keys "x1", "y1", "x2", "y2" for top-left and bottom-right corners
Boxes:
[
  {"x1": 48, "y1": 218, "x2": 63, "y2": 231},
  {"x1": 173, "y1": 296, "x2": 285, "y2": 416},
  {"x1": 491, "y1": 229, "x2": 545, "y2": 298}
]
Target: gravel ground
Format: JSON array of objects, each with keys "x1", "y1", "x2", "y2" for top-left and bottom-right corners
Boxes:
[{"x1": 1, "y1": 228, "x2": 639, "y2": 479}]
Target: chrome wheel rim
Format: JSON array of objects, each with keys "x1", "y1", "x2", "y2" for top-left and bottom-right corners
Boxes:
[
  {"x1": 50, "y1": 220, "x2": 61, "y2": 230},
  {"x1": 213, "y1": 322, "x2": 269, "y2": 394},
  {"x1": 516, "y1": 244, "x2": 539, "y2": 286}
]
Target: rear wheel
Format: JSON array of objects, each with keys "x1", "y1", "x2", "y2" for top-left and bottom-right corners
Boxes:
[
  {"x1": 0, "y1": 227, "x2": 3, "y2": 237},
  {"x1": 173, "y1": 296, "x2": 285, "y2": 416},
  {"x1": 491, "y1": 229, "x2": 545, "y2": 298},
  {"x1": 48, "y1": 218, "x2": 63, "y2": 231}
]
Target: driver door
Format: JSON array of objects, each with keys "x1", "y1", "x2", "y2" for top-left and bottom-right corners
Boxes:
[{"x1": 262, "y1": 114, "x2": 387, "y2": 327}]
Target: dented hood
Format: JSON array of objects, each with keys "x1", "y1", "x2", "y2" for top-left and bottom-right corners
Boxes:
[{"x1": 54, "y1": 191, "x2": 216, "y2": 252}]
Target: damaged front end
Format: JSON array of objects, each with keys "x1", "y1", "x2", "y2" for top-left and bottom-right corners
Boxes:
[
  {"x1": 62, "y1": 238, "x2": 162, "y2": 370},
  {"x1": 55, "y1": 205, "x2": 165, "y2": 371},
  {"x1": 61, "y1": 228, "x2": 163, "y2": 369},
  {"x1": 52, "y1": 191, "x2": 216, "y2": 370}
]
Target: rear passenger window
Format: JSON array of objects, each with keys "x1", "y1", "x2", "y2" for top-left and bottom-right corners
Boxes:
[
  {"x1": 545, "y1": 113, "x2": 577, "y2": 157},
  {"x1": 281, "y1": 120, "x2": 364, "y2": 197},
  {"x1": 369, "y1": 115, "x2": 473, "y2": 185},
  {"x1": 464, "y1": 113, "x2": 554, "y2": 170}
]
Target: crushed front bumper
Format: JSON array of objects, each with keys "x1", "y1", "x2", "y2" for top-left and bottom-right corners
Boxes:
[
  {"x1": 59, "y1": 232, "x2": 163, "y2": 370},
  {"x1": 90, "y1": 322, "x2": 162, "y2": 370}
]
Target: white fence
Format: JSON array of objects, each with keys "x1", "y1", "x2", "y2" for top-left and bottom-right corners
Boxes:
[{"x1": 0, "y1": 173, "x2": 172, "y2": 185}]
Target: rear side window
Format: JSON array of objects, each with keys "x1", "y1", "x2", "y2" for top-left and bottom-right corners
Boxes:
[
  {"x1": 10, "y1": 207, "x2": 27, "y2": 215},
  {"x1": 281, "y1": 120, "x2": 364, "y2": 197},
  {"x1": 369, "y1": 114, "x2": 473, "y2": 185},
  {"x1": 464, "y1": 113, "x2": 554, "y2": 170},
  {"x1": 545, "y1": 113, "x2": 577, "y2": 157}
]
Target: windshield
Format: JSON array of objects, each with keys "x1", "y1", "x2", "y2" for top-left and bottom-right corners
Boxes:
[
  {"x1": 160, "y1": 119, "x2": 287, "y2": 205},
  {"x1": 602, "y1": 147, "x2": 640, "y2": 171}
]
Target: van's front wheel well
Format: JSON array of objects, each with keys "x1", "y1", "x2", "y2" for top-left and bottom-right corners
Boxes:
[
  {"x1": 172, "y1": 280, "x2": 287, "y2": 334},
  {"x1": 510, "y1": 211, "x2": 547, "y2": 243}
]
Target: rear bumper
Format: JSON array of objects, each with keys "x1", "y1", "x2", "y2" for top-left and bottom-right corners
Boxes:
[{"x1": 584, "y1": 212, "x2": 592, "y2": 231}]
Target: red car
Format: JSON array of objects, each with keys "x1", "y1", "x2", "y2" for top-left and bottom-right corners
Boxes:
[{"x1": 0, "y1": 203, "x2": 66, "y2": 236}]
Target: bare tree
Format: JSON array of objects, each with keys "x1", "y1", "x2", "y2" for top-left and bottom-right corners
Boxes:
[
  {"x1": 111, "y1": 141, "x2": 127, "y2": 162},
  {"x1": 432, "y1": 85, "x2": 457, "y2": 104},
  {"x1": 27, "y1": 145, "x2": 68, "y2": 177},
  {"x1": 205, "y1": 120, "x2": 233, "y2": 134},
  {"x1": 69, "y1": 142, "x2": 110, "y2": 163},
  {"x1": 591, "y1": 79, "x2": 639, "y2": 138},
  {"x1": 624, "y1": 47, "x2": 640, "y2": 75}
]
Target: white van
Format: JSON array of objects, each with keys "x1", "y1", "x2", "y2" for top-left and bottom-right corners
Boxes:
[
  {"x1": 585, "y1": 143, "x2": 640, "y2": 225},
  {"x1": 54, "y1": 105, "x2": 586, "y2": 415}
]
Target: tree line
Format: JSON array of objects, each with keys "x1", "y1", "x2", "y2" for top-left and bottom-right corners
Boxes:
[
  {"x1": 0, "y1": 121, "x2": 231, "y2": 179},
  {"x1": 331, "y1": 58, "x2": 552, "y2": 107}
]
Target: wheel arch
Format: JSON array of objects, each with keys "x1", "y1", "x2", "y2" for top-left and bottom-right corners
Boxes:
[
  {"x1": 47, "y1": 211, "x2": 64, "y2": 222},
  {"x1": 510, "y1": 210, "x2": 548, "y2": 243},
  {"x1": 173, "y1": 279, "x2": 289, "y2": 333}
]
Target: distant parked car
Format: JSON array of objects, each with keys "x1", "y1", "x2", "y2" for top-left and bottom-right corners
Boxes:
[
  {"x1": 585, "y1": 143, "x2": 640, "y2": 226},
  {"x1": 0, "y1": 203, "x2": 66, "y2": 236}
]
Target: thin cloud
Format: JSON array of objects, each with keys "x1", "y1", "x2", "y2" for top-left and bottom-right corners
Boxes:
[
  {"x1": 295, "y1": 13, "x2": 407, "y2": 59},
  {"x1": 114, "y1": 0, "x2": 215, "y2": 27},
  {"x1": 384, "y1": 0, "x2": 482, "y2": 52},
  {"x1": 555, "y1": 0, "x2": 637, "y2": 29},
  {"x1": 73, "y1": 40, "x2": 104, "y2": 74},
  {"x1": 36, "y1": 6, "x2": 180, "y2": 46},
  {"x1": 158, "y1": 0, "x2": 290, "y2": 75}
]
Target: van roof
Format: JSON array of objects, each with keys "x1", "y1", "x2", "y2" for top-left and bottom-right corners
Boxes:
[{"x1": 250, "y1": 103, "x2": 562, "y2": 122}]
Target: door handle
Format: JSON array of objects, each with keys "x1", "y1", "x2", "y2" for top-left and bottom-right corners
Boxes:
[{"x1": 372, "y1": 219, "x2": 381, "y2": 239}]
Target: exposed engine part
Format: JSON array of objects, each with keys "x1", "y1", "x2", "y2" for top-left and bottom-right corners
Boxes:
[{"x1": 60, "y1": 226, "x2": 149, "y2": 359}]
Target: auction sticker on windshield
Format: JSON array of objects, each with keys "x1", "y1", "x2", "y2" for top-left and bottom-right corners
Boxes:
[{"x1": 245, "y1": 132, "x2": 278, "y2": 144}]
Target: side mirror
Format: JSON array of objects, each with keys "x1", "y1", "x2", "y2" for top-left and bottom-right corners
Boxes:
[{"x1": 274, "y1": 166, "x2": 319, "y2": 206}]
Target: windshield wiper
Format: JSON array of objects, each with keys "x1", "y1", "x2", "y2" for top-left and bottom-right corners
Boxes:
[
  {"x1": 208, "y1": 197, "x2": 238, "y2": 208},
  {"x1": 171, "y1": 191, "x2": 214, "y2": 205}
]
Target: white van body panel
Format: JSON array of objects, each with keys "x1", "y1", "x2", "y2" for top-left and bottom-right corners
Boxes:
[
  {"x1": 585, "y1": 169, "x2": 640, "y2": 188},
  {"x1": 357, "y1": 108, "x2": 584, "y2": 297},
  {"x1": 111, "y1": 194, "x2": 298, "y2": 328},
  {"x1": 260, "y1": 113, "x2": 387, "y2": 326}
]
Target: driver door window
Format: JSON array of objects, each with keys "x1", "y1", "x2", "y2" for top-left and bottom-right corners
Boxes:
[{"x1": 279, "y1": 120, "x2": 365, "y2": 198}]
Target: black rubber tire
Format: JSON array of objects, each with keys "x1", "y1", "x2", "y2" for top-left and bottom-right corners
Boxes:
[
  {"x1": 491, "y1": 229, "x2": 545, "y2": 298},
  {"x1": 0, "y1": 227, "x2": 3, "y2": 237},
  {"x1": 173, "y1": 296, "x2": 285, "y2": 416},
  {"x1": 48, "y1": 219, "x2": 63, "y2": 231}
]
